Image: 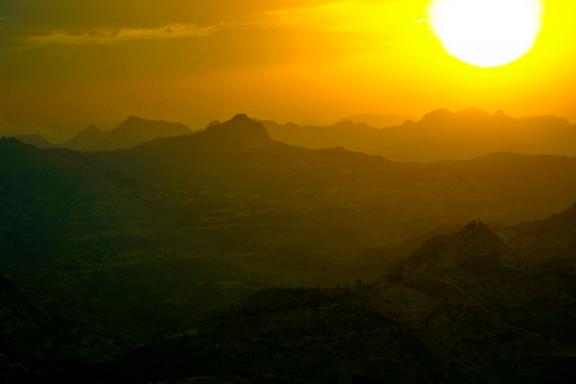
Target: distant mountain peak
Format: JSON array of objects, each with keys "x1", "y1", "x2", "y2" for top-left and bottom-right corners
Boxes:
[
  {"x1": 231, "y1": 113, "x2": 251, "y2": 121},
  {"x1": 65, "y1": 124, "x2": 107, "y2": 151},
  {"x1": 455, "y1": 107, "x2": 490, "y2": 117},
  {"x1": 420, "y1": 109, "x2": 454, "y2": 123},
  {"x1": 202, "y1": 114, "x2": 272, "y2": 145},
  {"x1": 421, "y1": 107, "x2": 495, "y2": 124},
  {"x1": 118, "y1": 116, "x2": 155, "y2": 130},
  {"x1": 116, "y1": 116, "x2": 190, "y2": 133},
  {"x1": 123, "y1": 115, "x2": 145, "y2": 124},
  {"x1": 65, "y1": 116, "x2": 191, "y2": 151}
]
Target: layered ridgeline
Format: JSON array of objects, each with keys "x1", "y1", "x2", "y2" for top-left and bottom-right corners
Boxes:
[
  {"x1": 113, "y1": 204, "x2": 576, "y2": 384},
  {"x1": 10, "y1": 108, "x2": 576, "y2": 160},
  {"x1": 2, "y1": 114, "x2": 576, "y2": 382},
  {"x1": 3, "y1": 116, "x2": 191, "y2": 151},
  {"x1": 263, "y1": 108, "x2": 576, "y2": 161},
  {"x1": 63, "y1": 116, "x2": 191, "y2": 151}
]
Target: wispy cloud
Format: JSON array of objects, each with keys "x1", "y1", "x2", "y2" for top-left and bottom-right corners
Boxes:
[
  {"x1": 12, "y1": 1, "x2": 422, "y2": 49},
  {"x1": 19, "y1": 23, "x2": 224, "y2": 47},
  {"x1": 265, "y1": 1, "x2": 420, "y2": 34}
]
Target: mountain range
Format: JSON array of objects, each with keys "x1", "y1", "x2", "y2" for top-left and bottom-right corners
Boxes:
[
  {"x1": 3, "y1": 116, "x2": 192, "y2": 152},
  {"x1": 2, "y1": 112, "x2": 576, "y2": 382},
  {"x1": 6, "y1": 108, "x2": 576, "y2": 162},
  {"x1": 64, "y1": 116, "x2": 191, "y2": 151},
  {"x1": 263, "y1": 108, "x2": 576, "y2": 161}
]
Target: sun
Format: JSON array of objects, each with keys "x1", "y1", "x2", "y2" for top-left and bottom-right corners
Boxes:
[{"x1": 429, "y1": 0, "x2": 543, "y2": 68}]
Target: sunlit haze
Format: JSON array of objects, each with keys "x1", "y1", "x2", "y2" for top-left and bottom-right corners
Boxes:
[{"x1": 2, "y1": 0, "x2": 576, "y2": 134}]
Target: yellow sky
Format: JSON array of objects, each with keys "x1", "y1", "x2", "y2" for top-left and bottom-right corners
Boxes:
[{"x1": 1, "y1": 0, "x2": 576, "y2": 132}]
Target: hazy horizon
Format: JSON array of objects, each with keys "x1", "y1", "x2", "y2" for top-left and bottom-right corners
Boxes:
[
  {"x1": 3, "y1": 106, "x2": 576, "y2": 142},
  {"x1": 3, "y1": 0, "x2": 576, "y2": 133}
]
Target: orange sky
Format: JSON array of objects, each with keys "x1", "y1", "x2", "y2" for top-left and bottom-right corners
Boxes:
[{"x1": 1, "y1": 0, "x2": 576, "y2": 133}]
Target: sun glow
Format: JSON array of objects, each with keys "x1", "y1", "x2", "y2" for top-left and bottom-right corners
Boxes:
[{"x1": 430, "y1": 0, "x2": 543, "y2": 68}]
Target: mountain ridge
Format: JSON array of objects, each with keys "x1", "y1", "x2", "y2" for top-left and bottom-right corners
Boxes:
[
  {"x1": 64, "y1": 116, "x2": 191, "y2": 151},
  {"x1": 263, "y1": 108, "x2": 576, "y2": 161}
]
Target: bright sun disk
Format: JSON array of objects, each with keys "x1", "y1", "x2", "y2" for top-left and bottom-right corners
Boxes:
[{"x1": 429, "y1": 0, "x2": 543, "y2": 68}]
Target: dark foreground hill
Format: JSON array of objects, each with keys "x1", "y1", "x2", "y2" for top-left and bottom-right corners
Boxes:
[{"x1": 110, "y1": 204, "x2": 576, "y2": 384}]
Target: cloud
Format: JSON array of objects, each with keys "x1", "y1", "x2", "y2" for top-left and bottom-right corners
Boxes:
[
  {"x1": 264, "y1": 0, "x2": 420, "y2": 34},
  {"x1": 19, "y1": 23, "x2": 224, "y2": 47},
  {"x1": 14, "y1": 1, "x2": 424, "y2": 48}
]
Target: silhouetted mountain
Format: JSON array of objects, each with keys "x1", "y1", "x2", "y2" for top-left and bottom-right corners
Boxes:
[
  {"x1": 263, "y1": 109, "x2": 576, "y2": 161},
  {"x1": 94, "y1": 118, "x2": 576, "y2": 224},
  {"x1": 64, "y1": 117, "x2": 191, "y2": 151},
  {"x1": 343, "y1": 113, "x2": 412, "y2": 128},
  {"x1": 201, "y1": 113, "x2": 272, "y2": 146},
  {"x1": 65, "y1": 124, "x2": 106, "y2": 151},
  {"x1": 13, "y1": 134, "x2": 55, "y2": 149}
]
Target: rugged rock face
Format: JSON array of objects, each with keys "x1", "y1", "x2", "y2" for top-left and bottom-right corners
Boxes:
[{"x1": 112, "y1": 215, "x2": 576, "y2": 384}]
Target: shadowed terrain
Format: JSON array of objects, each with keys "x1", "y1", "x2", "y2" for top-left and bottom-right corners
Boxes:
[{"x1": 1, "y1": 114, "x2": 576, "y2": 382}]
